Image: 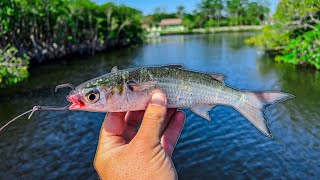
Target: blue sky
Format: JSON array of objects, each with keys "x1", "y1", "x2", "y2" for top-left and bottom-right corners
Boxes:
[{"x1": 93, "y1": 0, "x2": 278, "y2": 15}]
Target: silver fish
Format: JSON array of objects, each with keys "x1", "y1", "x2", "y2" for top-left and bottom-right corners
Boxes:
[{"x1": 66, "y1": 65, "x2": 294, "y2": 137}]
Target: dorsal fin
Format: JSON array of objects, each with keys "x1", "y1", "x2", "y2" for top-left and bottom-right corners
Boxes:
[
  {"x1": 111, "y1": 66, "x2": 118, "y2": 73},
  {"x1": 161, "y1": 64, "x2": 183, "y2": 69},
  {"x1": 210, "y1": 74, "x2": 226, "y2": 84}
]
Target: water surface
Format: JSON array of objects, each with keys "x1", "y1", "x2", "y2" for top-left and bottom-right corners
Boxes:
[{"x1": 0, "y1": 32, "x2": 319, "y2": 179}]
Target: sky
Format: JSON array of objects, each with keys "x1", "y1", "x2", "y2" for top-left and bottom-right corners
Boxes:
[{"x1": 93, "y1": 0, "x2": 278, "y2": 15}]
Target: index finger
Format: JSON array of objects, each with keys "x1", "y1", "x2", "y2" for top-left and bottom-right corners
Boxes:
[{"x1": 122, "y1": 111, "x2": 145, "y2": 141}]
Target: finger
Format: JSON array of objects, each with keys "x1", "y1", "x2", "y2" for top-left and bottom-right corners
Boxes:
[
  {"x1": 122, "y1": 111, "x2": 145, "y2": 141},
  {"x1": 164, "y1": 108, "x2": 178, "y2": 130},
  {"x1": 97, "y1": 112, "x2": 126, "y2": 147},
  {"x1": 125, "y1": 110, "x2": 145, "y2": 127},
  {"x1": 161, "y1": 111, "x2": 185, "y2": 156},
  {"x1": 161, "y1": 108, "x2": 178, "y2": 135},
  {"x1": 135, "y1": 93, "x2": 167, "y2": 142},
  {"x1": 122, "y1": 108, "x2": 177, "y2": 143}
]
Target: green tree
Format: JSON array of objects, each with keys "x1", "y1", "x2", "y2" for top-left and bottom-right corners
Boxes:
[
  {"x1": 199, "y1": 0, "x2": 216, "y2": 21},
  {"x1": 226, "y1": 0, "x2": 248, "y2": 25},
  {"x1": 0, "y1": 0, "x2": 143, "y2": 87},
  {"x1": 182, "y1": 14, "x2": 196, "y2": 29},
  {"x1": 196, "y1": 0, "x2": 224, "y2": 27},
  {"x1": 213, "y1": 0, "x2": 224, "y2": 23},
  {"x1": 274, "y1": 0, "x2": 320, "y2": 33},
  {"x1": 246, "y1": 1, "x2": 269, "y2": 25},
  {"x1": 151, "y1": 7, "x2": 177, "y2": 24},
  {"x1": 176, "y1": 5, "x2": 185, "y2": 19},
  {"x1": 275, "y1": 25, "x2": 320, "y2": 69},
  {"x1": 247, "y1": 0, "x2": 320, "y2": 69}
]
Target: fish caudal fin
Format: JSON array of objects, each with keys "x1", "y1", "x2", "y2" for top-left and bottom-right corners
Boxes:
[{"x1": 234, "y1": 91, "x2": 294, "y2": 137}]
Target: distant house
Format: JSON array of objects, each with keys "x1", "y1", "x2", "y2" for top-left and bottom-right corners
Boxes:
[{"x1": 159, "y1": 18, "x2": 185, "y2": 31}]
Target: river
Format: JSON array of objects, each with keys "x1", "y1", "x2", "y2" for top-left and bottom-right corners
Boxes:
[{"x1": 0, "y1": 32, "x2": 319, "y2": 179}]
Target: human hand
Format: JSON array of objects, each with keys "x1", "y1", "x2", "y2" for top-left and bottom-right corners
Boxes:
[{"x1": 94, "y1": 93, "x2": 186, "y2": 180}]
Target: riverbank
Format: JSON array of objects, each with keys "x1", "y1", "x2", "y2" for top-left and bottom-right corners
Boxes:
[
  {"x1": 0, "y1": 1, "x2": 144, "y2": 87},
  {"x1": 0, "y1": 2, "x2": 144, "y2": 65},
  {"x1": 158, "y1": 25, "x2": 263, "y2": 36}
]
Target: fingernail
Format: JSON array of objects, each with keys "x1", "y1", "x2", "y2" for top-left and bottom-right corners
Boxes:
[{"x1": 150, "y1": 93, "x2": 167, "y2": 106}]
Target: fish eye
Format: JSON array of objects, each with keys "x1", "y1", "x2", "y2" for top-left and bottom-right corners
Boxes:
[{"x1": 84, "y1": 89, "x2": 100, "y2": 103}]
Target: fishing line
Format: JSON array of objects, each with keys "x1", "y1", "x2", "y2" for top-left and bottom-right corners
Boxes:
[
  {"x1": 0, "y1": 104, "x2": 71, "y2": 133},
  {"x1": 0, "y1": 109, "x2": 33, "y2": 132},
  {"x1": 0, "y1": 83, "x2": 75, "y2": 133}
]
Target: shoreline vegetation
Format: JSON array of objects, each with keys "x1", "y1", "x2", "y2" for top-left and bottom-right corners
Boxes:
[
  {"x1": 0, "y1": 0, "x2": 319, "y2": 88},
  {"x1": 246, "y1": 0, "x2": 319, "y2": 69},
  {"x1": 0, "y1": 0, "x2": 143, "y2": 87},
  {"x1": 159, "y1": 25, "x2": 263, "y2": 36}
]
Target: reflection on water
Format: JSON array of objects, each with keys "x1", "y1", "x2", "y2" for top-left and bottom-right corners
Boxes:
[{"x1": 0, "y1": 32, "x2": 319, "y2": 179}]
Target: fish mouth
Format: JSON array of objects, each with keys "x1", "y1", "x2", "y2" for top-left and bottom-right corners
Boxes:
[{"x1": 67, "y1": 95, "x2": 85, "y2": 110}]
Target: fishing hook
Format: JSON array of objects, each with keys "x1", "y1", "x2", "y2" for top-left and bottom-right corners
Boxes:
[
  {"x1": 28, "y1": 83, "x2": 76, "y2": 118},
  {"x1": 55, "y1": 83, "x2": 75, "y2": 92}
]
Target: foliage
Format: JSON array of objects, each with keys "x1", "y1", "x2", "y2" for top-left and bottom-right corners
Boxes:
[
  {"x1": 176, "y1": 5, "x2": 185, "y2": 19},
  {"x1": 145, "y1": 0, "x2": 270, "y2": 28},
  {"x1": 0, "y1": 45, "x2": 29, "y2": 87},
  {"x1": 227, "y1": 0, "x2": 269, "y2": 25},
  {"x1": 197, "y1": 0, "x2": 269, "y2": 27},
  {"x1": 246, "y1": 0, "x2": 320, "y2": 69},
  {"x1": 0, "y1": 0, "x2": 143, "y2": 87},
  {"x1": 0, "y1": 0, "x2": 143, "y2": 59},
  {"x1": 246, "y1": 25, "x2": 291, "y2": 50},
  {"x1": 182, "y1": 14, "x2": 196, "y2": 29},
  {"x1": 274, "y1": 0, "x2": 319, "y2": 23},
  {"x1": 275, "y1": 25, "x2": 320, "y2": 69},
  {"x1": 151, "y1": 7, "x2": 177, "y2": 24}
]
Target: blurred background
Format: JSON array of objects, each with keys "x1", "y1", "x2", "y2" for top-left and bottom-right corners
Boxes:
[{"x1": 0, "y1": 0, "x2": 319, "y2": 179}]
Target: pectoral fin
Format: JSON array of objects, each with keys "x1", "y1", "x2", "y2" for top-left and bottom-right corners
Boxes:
[
  {"x1": 127, "y1": 81, "x2": 157, "y2": 92},
  {"x1": 190, "y1": 105, "x2": 215, "y2": 121}
]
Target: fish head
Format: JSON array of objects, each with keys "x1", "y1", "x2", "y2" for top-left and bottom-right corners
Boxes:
[{"x1": 66, "y1": 86, "x2": 110, "y2": 112}]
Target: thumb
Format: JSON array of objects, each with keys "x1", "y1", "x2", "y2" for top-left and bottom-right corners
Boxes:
[{"x1": 136, "y1": 93, "x2": 167, "y2": 142}]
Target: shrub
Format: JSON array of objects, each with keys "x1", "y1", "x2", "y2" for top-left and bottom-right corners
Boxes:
[
  {"x1": 0, "y1": 45, "x2": 29, "y2": 87},
  {"x1": 205, "y1": 20, "x2": 219, "y2": 27},
  {"x1": 275, "y1": 25, "x2": 320, "y2": 69}
]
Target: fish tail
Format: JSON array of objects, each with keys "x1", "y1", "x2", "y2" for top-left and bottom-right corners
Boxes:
[{"x1": 234, "y1": 91, "x2": 294, "y2": 137}]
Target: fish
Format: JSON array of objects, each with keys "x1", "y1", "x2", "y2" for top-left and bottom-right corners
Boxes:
[
  {"x1": 1, "y1": 65, "x2": 294, "y2": 137},
  {"x1": 64, "y1": 65, "x2": 294, "y2": 137}
]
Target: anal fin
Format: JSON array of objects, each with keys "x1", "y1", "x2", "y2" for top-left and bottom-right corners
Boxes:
[{"x1": 190, "y1": 105, "x2": 215, "y2": 121}]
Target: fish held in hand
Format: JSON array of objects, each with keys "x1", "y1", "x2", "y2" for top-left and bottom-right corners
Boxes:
[
  {"x1": 2, "y1": 65, "x2": 294, "y2": 137},
  {"x1": 67, "y1": 65, "x2": 294, "y2": 137}
]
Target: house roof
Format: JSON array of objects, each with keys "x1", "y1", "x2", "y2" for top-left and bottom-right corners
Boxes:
[{"x1": 159, "y1": 18, "x2": 182, "y2": 26}]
